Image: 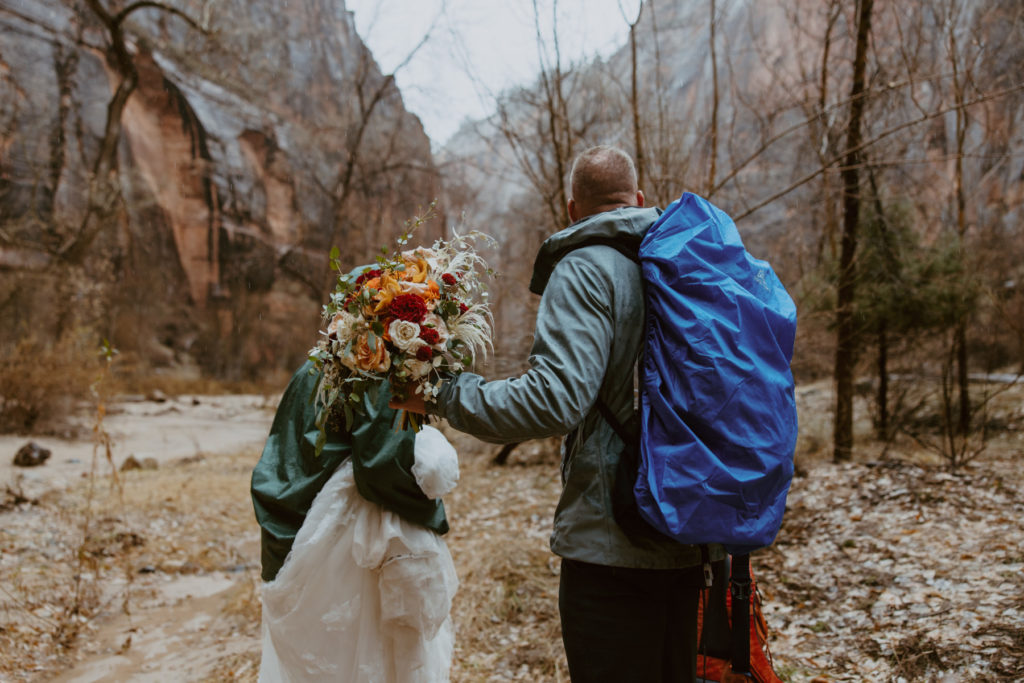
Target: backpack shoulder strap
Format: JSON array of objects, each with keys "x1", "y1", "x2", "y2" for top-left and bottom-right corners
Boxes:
[
  {"x1": 557, "y1": 235, "x2": 643, "y2": 441},
  {"x1": 594, "y1": 396, "x2": 632, "y2": 443}
]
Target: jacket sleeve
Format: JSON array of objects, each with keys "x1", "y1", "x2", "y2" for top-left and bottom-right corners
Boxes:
[{"x1": 432, "y1": 252, "x2": 614, "y2": 443}]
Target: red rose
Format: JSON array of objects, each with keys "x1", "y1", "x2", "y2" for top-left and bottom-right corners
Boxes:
[
  {"x1": 442, "y1": 273, "x2": 457, "y2": 287},
  {"x1": 419, "y1": 327, "x2": 440, "y2": 345},
  {"x1": 356, "y1": 269, "x2": 382, "y2": 285},
  {"x1": 390, "y1": 293, "x2": 428, "y2": 322},
  {"x1": 458, "y1": 302, "x2": 469, "y2": 313},
  {"x1": 416, "y1": 346, "x2": 433, "y2": 361}
]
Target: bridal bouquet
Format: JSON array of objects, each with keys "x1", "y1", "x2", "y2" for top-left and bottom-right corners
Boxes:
[{"x1": 309, "y1": 219, "x2": 493, "y2": 449}]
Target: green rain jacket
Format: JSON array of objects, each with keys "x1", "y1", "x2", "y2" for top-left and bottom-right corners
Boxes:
[
  {"x1": 251, "y1": 361, "x2": 448, "y2": 581},
  {"x1": 433, "y1": 206, "x2": 721, "y2": 569}
]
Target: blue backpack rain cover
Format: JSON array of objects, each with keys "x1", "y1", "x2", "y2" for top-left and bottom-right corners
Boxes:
[{"x1": 635, "y1": 193, "x2": 797, "y2": 555}]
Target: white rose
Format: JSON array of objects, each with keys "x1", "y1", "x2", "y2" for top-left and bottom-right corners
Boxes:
[
  {"x1": 403, "y1": 247, "x2": 441, "y2": 270},
  {"x1": 420, "y1": 313, "x2": 450, "y2": 347},
  {"x1": 404, "y1": 358, "x2": 433, "y2": 379},
  {"x1": 327, "y1": 311, "x2": 358, "y2": 343},
  {"x1": 388, "y1": 319, "x2": 425, "y2": 353}
]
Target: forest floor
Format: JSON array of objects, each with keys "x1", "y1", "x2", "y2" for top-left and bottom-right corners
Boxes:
[{"x1": 0, "y1": 380, "x2": 1022, "y2": 682}]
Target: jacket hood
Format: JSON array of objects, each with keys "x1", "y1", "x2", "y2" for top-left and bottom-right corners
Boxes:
[{"x1": 529, "y1": 206, "x2": 661, "y2": 295}]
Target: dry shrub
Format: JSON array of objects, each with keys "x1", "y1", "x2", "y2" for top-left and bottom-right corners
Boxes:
[
  {"x1": 0, "y1": 476, "x2": 114, "y2": 677},
  {"x1": 0, "y1": 332, "x2": 100, "y2": 434},
  {"x1": 887, "y1": 635, "x2": 966, "y2": 681},
  {"x1": 208, "y1": 651, "x2": 261, "y2": 682},
  {"x1": 106, "y1": 354, "x2": 283, "y2": 397}
]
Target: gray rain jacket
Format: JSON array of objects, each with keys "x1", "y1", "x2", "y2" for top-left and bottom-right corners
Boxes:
[{"x1": 434, "y1": 206, "x2": 718, "y2": 568}]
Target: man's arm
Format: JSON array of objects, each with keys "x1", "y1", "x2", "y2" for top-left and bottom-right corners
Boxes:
[{"x1": 419, "y1": 252, "x2": 616, "y2": 443}]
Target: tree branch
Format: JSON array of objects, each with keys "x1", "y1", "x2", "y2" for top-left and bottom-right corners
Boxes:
[
  {"x1": 733, "y1": 83, "x2": 1024, "y2": 222},
  {"x1": 113, "y1": 1, "x2": 203, "y2": 32}
]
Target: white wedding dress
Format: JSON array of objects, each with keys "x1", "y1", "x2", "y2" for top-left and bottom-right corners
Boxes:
[{"x1": 259, "y1": 426, "x2": 460, "y2": 683}]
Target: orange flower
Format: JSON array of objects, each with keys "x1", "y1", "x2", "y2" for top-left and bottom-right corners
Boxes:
[
  {"x1": 381, "y1": 316, "x2": 396, "y2": 341},
  {"x1": 367, "y1": 273, "x2": 404, "y2": 315},
  {"x1": 348, "y1": 333, "x2": 391, "y2": 373},
  {"x1": 399, "y1": 278, "x2": 440, "y2": 303},
  {"x1": 399, "y1": 256, "x2": 430, "y2": 283}
]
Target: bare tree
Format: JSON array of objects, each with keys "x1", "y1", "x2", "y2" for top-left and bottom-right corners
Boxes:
[
  {"x1": 706, "y1": 0, "x2": 720, "y2": 196},
  {"x1": 293, "y1": 17, "x2": 441, "y2": 282},
  {"x1": 482, "y1": 0, "x2": 583, "y2": 235},
  {"x1": 625, "y1": 3, "x2": 645, "y2": 191},
  {"x1": 943, "y1": 0, "x2": 973, "y2": 439},
  {"x1": 58, "y1": 0, "x2": 205, "y2": 265},
  {"x1": 832, "y1": 0, "x2": 874, "y2": 462}
]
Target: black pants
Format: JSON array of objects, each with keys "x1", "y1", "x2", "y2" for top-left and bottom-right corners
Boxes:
[{"x1": 559, "y1": 558, "x2": 703, "y2": 683}]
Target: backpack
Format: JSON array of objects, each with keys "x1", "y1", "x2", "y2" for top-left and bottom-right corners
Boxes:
[{"x1": 595, "y1": 192, "x2": 798, "y2": 554}]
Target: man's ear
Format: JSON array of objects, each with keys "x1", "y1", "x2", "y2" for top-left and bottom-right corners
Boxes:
[
  {"x1": 636, "y1": 190, "x2": 645, "y2": 208},
  {"x1": 567, "y1": 198, "x2": 579, "y2": 223}
]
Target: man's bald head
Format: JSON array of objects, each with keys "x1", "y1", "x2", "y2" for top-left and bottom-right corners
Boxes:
[{"x1": 568, "y1": 146, "x2": 644, "y2": 222}]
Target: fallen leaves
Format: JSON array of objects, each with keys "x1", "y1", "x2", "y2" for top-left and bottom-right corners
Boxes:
[{"x1": 759, "y1": 458, "x2": 1024, "y2": 681}]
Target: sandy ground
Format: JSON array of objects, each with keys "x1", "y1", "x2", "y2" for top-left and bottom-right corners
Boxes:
[
  {"x1": 1, "y1": 394, "x2": 276, "y2": 497},
  {"x1": 1, "y1": 394, "x2": 277, "y2": 682},
  {"x1": 3, "y1": 381, "x2": 1022, "y2": 681},
  {"x1": 49, "y1": 572, "x2": 250, "y2": 683}
]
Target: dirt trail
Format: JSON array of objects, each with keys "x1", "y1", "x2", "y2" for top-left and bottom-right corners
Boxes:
[
  {"x1": 1, "y1": 394, "x2": 275, "y2": 682},
  {"x1": 52, "y1": 572, "x2": 257, "y2": 682}
]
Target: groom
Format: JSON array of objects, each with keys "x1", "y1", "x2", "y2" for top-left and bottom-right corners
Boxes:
[{"x1": 396, "y1": 146, "x2": 722, "y2": 682}]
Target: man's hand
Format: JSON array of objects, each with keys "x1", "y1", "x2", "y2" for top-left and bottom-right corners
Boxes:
[{"x1": 389, "y1": 392, "x2": 428, "y2": 415}]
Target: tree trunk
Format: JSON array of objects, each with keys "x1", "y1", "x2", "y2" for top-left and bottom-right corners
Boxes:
[
  {"x1": 629, "y1": 19, "x2": 645, "y2": 191},
  {"x1": 950, "y1": 23, "x2": 971, "y2": 436},
  {"x1": 876, "y1": 317, "x2": 888, "y2": 440},
  {"x1": 833, "y1": 0, "x2": 874, "y2": 462},
  {"x1": 707, "y1": 0, "x2": 719, "y2": 196}
]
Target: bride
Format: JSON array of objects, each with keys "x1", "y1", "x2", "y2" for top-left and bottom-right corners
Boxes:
[{"x1": 251, "y1": 361, "x2": 460, "y2": 682}]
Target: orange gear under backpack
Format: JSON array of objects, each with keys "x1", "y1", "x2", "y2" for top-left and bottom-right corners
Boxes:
[{"x1": 697, "y1": 556, "x2": 782, "y2": 683}]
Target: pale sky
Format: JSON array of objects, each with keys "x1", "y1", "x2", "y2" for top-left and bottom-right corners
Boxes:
[{"x1": 346, "y1": 0, "x2": 642, "y2": 147}]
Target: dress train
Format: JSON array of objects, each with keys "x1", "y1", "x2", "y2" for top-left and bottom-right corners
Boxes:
[{"x1": 259, "y1": 426, "x2": 459, "y2": 682}]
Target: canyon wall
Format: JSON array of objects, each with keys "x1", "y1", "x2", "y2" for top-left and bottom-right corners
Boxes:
[{"x1": 0, "y1": 0, "x2": 442, "y2": 378}]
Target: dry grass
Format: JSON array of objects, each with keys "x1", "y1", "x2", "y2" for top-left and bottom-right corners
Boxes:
[
  {"x1": 0, "y1": 430, "x2": 569, "y2": 681},
  {"x1": 440, "y1": 431, "x2": 568, "y2": 682},
  {"x1": 0, "y1": 334, "x2": 100, "y2": 435},
  {"x1": 0, "y1": 333, "x2": 281, "y2": 439}
]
